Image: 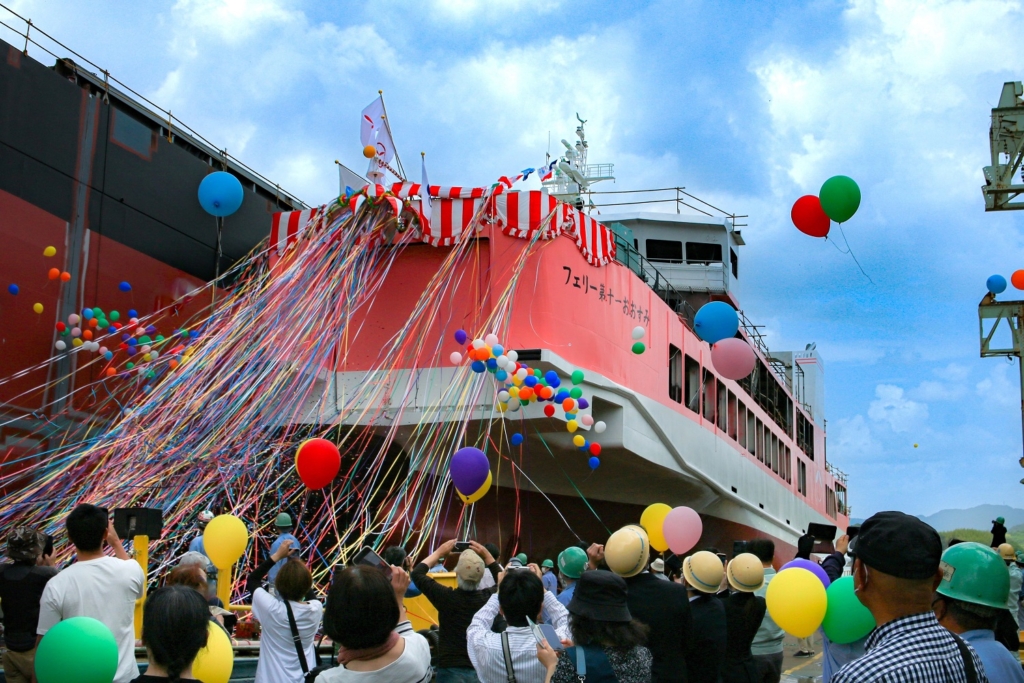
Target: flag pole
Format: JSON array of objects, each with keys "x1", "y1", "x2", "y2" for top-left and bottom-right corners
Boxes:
[{"x1": 378, "y1": 89, "x2": 406, "y2": 180}]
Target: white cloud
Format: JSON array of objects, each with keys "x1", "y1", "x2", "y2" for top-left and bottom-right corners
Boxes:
[
  {"x1": 868, "y1": 383, "x2": 928, "y2": 432},
  {"x1": 427, "y1": 0, "x2": 561, "y2": 20},
  {"x1": 976, "y1": 362, "x2": 1018, "y2": 407}
]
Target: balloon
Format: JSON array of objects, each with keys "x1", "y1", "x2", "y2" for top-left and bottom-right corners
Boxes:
[
  {"x1": 48, "y1": 267, "x2": 60, "y2": 280},
  {"x1": 202, "y1": 515, "x2": 249, "y2": 568},
  {"x1": 580, "y1": 414, "x2": 594, "y2": 427},
  {"x1": 454, "y1": 329, "x2": 468, "y2": 345},
  {"x1": 484, "y1": 333, "x2": 500, "y2": 346},
  {"x1": 295, "y1": 438, "x2": 341, "y2": 490},
  {"x1": 198, "y1": 171, "x2": 244, "y2": 217},
  {"x1": 765, "y1": 567, "x2": 828, "y2": 638},
  {"x1": 589, "y1": 442, "x2": 601, "y2": 456},
  {"x1": 662, "y1": 506, "x2": 702, "y2": 555},
  {"x1": 54, "y1": 340, "x2": 66, "y2": 351},
  {"x1": 632, "y1": 342, "x2": 645, "y2": 354},
  {"x1": 118, "y1": 281, "x2": 133, "y2": 292},
  {"x1": 781, "y1": 558, "x2": 831, "y2": 589},
  {"x1": 471, "y1": 360, "x2": 486, "y2": 373},
  {"x1": 595, "y1": 421, "x2": 607, "y2": 433},
  {"x1": 567, "y1": 420, "x2": 578, "y2": 433},
  {"x1": 7, "y1": 283, "x2": 18, "y2": 295},
  {"x1": 588, "y1": 456, "x2": 600, "y2": 469},
  {"x1": 821, "y1": 576, "x2": 876, "y2": 644},
  {"x1": 458, "y1": 471, "x2": 492, "y2": 504},
  {"x1": 193, "y1": 620, "x2": 234, "y2": 683},
  {"x1": 632, "y1": 326, "x2": 646, "y2": 340},
  {"x1": 987, "y1": 275, "x2": 1008, "y2": 294},
  {"x1": 711, "y1": 338, "x2": 757, "y2": 381},
  {"x1": 694, "y1": 301, "x2": 739, "y2": 344},
  {"x1": 790, "y1": 195, "x2": 831, "y2": 238},
  {"x1": 33, "y1": 303, "x2": 43, "y2": 314},
  {"x1": 571, "y1": 370, "x2": 585, "y2": 384},
  {"x1": 450, "y1": 351, "x2": 463, "y2": 364},
  {"x1": 818, "y1": 175, "x2": 861, "y2": 223},
  {"x1": 573, "y1": 434, "x2": 586, "y2": 447},
  {"x1": 363, "y1": 144, "x2": 377, "y2": 158},
  {"x1": 43, "y1": 245, "x2": 56, "y2": 257},
  {"x1": 511, "y1": 433, "x2": 524, "y2": 446},
  {"x1": 569, "y1": 387, "x2": 583, "y2": 399},
  {"x1": 506, "y1": 350, "x2": 518, "y2": 363},
  {"x1": 543, "y1": 404, "x2": 555, "y2": 417},
  {"x1": 1012, "y1": 270, "x2": 1024, "y2": 290},
  {"x1": 578, "y1": 398, "x2": 590, "y2": 409},
  {"x1": 450, "y1": 447, "x2": 489, "y2": 495},
  {"x1": 640, "y1": 503, "x2": 672, "y2": 552},
  {"x1": 83, "y1": 308, "x2": 93, "y2": 320},
  {"x1": 492, "y1": 344, "x2": 504, "y2": 357},
  {"x1": 35, "y1": 616, "x2": 118, "y2": 683},
  {"x1": 108, "y1": 310, "x2": 119, "y2": 321},
  {"x1": 545, "y1": 370, "x2": 560, "y2": 386}
]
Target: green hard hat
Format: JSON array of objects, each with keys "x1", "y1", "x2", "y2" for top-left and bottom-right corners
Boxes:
[
  {"x1": 937, "y1": 541, "x2": 1009, "y2": 609},
  {"x1": 542, "y1": 559, "x2": 554, "y2": 568},
  {"x1": 516, "y1": 552, "x2": 528, "y2": 565},
  {"x1": 558, "y1": 546, "x2": 588, "y2": 579},
  {"x1": 996, "y1": 516, "x2": 1006, "y2": 525},
  {"x1": 275, "y1": 513, "x2": 293, "y2": 528}
]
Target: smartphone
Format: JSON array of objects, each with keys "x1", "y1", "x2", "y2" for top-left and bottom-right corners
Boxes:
[
  {"x1": 454, "y1": 541, "x2": 472, "y2": 552},
  {"x1": 353, "y1": 546, "x2": 393, "y2": 579},
  {"x1": 807, "y1": 523, "x2": 838, "y2": 542},
  {"x1": 506, "y1": 557, "x2": 525, "y2": 570},
  {"x1": 527, "y1": 616, "x2": 564, "y2": 651}
]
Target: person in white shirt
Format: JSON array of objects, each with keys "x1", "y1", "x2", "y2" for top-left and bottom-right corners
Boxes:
[
  {"x1": 245, "y1": 539, "x2": 323, "y2": 683},
  {"x1": 315, "y1": 562, "x2": 432, "y2": 682},
  {"x1": 467, "y1": 563, "x2": 570, "y2": 683},
  {"x1": 37, "y1": 503, "x2": 144, "y2": 683}
]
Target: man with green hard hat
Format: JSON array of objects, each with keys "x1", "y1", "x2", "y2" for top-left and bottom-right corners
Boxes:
[
  {"x1": 540, "y1": 558, "x2": 558, "y2": 593},
  {"x1": 267, "y1": 512, "x2": 300, "y2": 587},
  {"x1": 991, "y1": 516, "x2": 1008, "y2": 548},
  {"x1": 933, "y1": 541, "x2": 1024, "y2": 682},
  {"x1": 556, "y1": 546, "x2": 588, "y2": 607}
]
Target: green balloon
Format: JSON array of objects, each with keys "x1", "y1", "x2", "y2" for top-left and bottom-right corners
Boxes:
[
  {"x1": 109, "y1": 310, "x2": 120, "y2": 321},
  {"x1": 818, "y1": 175, "x2": 861, "y2": 223},
  {"x1": 571, "y1": 369, "x2": 585, "y2": 385},
  {"x1": 569, "y1": 387, "x2": 583, "y2": 399},
  {"x1": 821, "y1": 576, "x2": 875, "y2": 644},
  {"x1": 632, "y1": 342, "x2": 646, "y2": 354},
  {"x1": 36, "y1": 616, "x2": 118, "y2": 683}
]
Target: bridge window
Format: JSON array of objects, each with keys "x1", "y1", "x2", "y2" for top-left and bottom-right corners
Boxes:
[
  {"x1": 731, "y1": 248, "x2": 739, "y2": 278},
  {"x1": 798, "y1": 460, "x2": 807, "y2": 496},
  {"x1": 686, "y1": 242, "x2": 722, "y2": 264},
  {"x1": 703, "y1": 369, "x2": 717, "y2": 423},
  {"x1": 685, "y1": 355, "x2": 700, "y2": 413},
  {"x1": 796, "y1": 411, "x2": 815, "y2": 460},
  {"x1": 727, "y1": 391, "x2": 738, "y2": 441},
  {"x1": 646, "y1": 239, "x2": 683, "y2": 263},
  {"x1": 716, "y1": 380, "x2": 727, "y2": 432},
  {"x1": 669, "y1": 345, "x2": 682, "y2": 403}
]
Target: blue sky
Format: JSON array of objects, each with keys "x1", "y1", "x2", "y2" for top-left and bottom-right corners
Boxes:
[{"x1": 5, "y1": 0, "x2": 1024, "y2": 517}]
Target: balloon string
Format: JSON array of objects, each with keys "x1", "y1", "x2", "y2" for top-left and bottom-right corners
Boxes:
[{"x1": 827, "y1": 223, "x2": 874, "y2": 284}]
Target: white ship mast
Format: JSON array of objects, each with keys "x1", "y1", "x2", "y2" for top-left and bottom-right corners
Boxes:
[{"x1": 542, "y1": 114, "x2": 615, "y2": 210}]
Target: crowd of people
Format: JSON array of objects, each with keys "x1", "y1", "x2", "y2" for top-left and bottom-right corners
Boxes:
[{"x1": 2, "y1": 506, "x2": 1024, "y2": 683}]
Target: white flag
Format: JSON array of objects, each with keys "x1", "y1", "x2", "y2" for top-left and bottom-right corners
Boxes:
[
  {"x1": 420, "y1": 155, "x2": 432, "y2": 222},
  {"x1": 360, "y1": 96, "x2": 385, "y2": 147}
]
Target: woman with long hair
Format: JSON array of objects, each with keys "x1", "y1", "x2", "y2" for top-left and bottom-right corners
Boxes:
[
  {"x1": 539, "y1": 570, "x2": 652, "y2": 683},
  {"x1": 130, "y1": 585, "x2": 209, "y2": 682},
  {"x1": 314, "y1": 564, "x2": 431, "y2": 682}
]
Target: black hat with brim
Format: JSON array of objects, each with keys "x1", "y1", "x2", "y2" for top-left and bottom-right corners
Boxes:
[
  {"x1": 856, "y1": 510, "x2": 942, "y2": 580},
  {"x1": 568, "y1": 570, "x2": 632, "y2": 622}
]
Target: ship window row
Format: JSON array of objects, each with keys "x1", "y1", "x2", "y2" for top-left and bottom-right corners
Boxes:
[
  {"x1": 671, "y1": 345, "x2": 792, "y2": 486},
  {"x1": 645, "y1": 239, "x2": 726, "y2": 267}
]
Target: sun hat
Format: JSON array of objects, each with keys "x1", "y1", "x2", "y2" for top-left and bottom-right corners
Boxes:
[{"x1": 568, "y1": 570, "x2": 632, "y2": 622}]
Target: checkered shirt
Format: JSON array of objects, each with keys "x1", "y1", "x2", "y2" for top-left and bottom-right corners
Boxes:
[{"x1": 832, "y1": 611, "x2": 988, "y2": 683}]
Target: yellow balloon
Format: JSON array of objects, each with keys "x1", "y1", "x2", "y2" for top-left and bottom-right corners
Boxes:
[
  {"x1": 33, "y1": 303, "x2": 43, "y2": 314},
  {"x1": 362, "y1": 144, "x2": 377, "y2": 159},
  {"x1": 572, "y1": 434, "x2": 586, "y2": 447},
  {"x1": 508, "y1": 386, "x2": 520, "y2": 398},
  {"x1": 193, "y1": 621, "x2": 233, "y2": 683},
  {"x1": 765, "y1": 567, "x2": 828, "y2": 638},
  {"x1": 497, "y1": 402, "x2": 508, "y2": 413},
  {"x1": 43, "y1": 246, "x2": 56, "y2": 257},
  {"x1": 458, "y1": 471, "x2": 492, "y2": 504},
  {"x1": 640, "y1": 503, "x2": 672, "y2": 552},
  {"x1": 202, "y1": 515, "x2": 249, "y2": 568},
  {"x1": 567, "y1": 420, "x2": 578, "y2": 433}
]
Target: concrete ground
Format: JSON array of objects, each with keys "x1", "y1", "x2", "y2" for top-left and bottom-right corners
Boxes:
[{"x1": 780, "y1": 634, "x2": 825, "y2": 682}]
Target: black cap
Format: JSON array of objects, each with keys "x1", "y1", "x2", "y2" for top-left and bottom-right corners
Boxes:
[
  {"x1": 856, "y1": 511, "x2": 942, "y2": 580},
  {"x1": 568, "y1": 570, "x2": 632, "y2": 622}
]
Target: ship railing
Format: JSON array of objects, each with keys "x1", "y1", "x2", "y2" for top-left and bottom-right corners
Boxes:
[
  {"x1": 0, "y1": 5, "x2": 308, "y2": 210},
  {"x1": 611, "y1": 235, "x2": 697, "y2": 328},
  {"x1": 590, "y1": 186, "x2": 748, "y2": 226},
  {"x1": 826, "y1": 461, "x2": 849, "y2": 486}
]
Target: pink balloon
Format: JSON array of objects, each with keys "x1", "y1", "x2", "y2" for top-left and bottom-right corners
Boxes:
[
  {"x1": 711, "y1": 338, "x2": 757, "y2": 381},
  {"x1": 663, "y1": 506, "x2": 703, "y2": 554}
]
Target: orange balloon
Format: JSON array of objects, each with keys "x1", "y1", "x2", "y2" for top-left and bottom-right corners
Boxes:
[
  {"x1": 562, "y1": 398, "x2": 575, "y2": 412},
  {"x1": 82, "y1": 330, "x2": 93, "y2": 340},
  {"x1": 518, "y1": 387, "x2": 533, "y2": 400},
  {"x1": 169, "y1": 360, "x2": 179, "y2": 370},
  {"x1": 88, "y1": 318, "x2": 98, "y2": 328},
  {"x1": 105, "y1": 367, "x2": 116, "y2": 377},
  {"x1": 47, "y1": 268, "x2": 60, "y2": 280},
  {"x1": 60, "y1": 271, "x2": 71, "y2": 282},
  {"x1": 1012, "y1": 270, "x2": 1024, "y2": 290}
]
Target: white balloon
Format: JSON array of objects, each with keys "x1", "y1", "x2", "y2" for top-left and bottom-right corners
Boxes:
[
  {"x1": 141, "y1": 345, "x2": 151, "y2": 354},
  {"x1": 54, "y1": 340, "x2": 66, "y2": 351},
  {"x1": 581, "y1": 414, "x2": 595, "y2": 427},
  {"x1": 498, "y1": 390, "x2": 511, "y2": 402},
  {"x1": 515, "y1": 368, "x2": 528, "y2": 380},
  {"x1": 450, "y1": 352, "x2": 463, "y2": 364},
  {"x1": 472, "y1": 338, "x2": 486, "y2": 349},
  {"x1": 632, "y1": 326, "x2": 646, "y2": 340},
  {"x1": 484, "y1": 333, "x2": 500, "y2": 346},
  {"x1": 506, "y1": 350, "x2": 519, "y2": 363},
  {"x1": 497, "y1": 354, "x2": 509, "y2": 367},
  {"x1": 149, "y1": 350, "x2": 159, "y2": 360},
  {"x1": 507, "y1": 397, "x2": 521, "y2": 411},
  {"x1": 595, "y1": 421, "x2": 607, "y2": 433}
]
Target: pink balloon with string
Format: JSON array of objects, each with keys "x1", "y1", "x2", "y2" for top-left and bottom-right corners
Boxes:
[{"x1": 663, "y1": 506, "x2": 703, "y2": 555}]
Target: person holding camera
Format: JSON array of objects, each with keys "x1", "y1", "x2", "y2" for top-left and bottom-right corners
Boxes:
[
  {"x1": 0, "y1": 526, "x2": 57, "y2": 683},
  {"x1": 412, "y1": 539, "x2": 500, "y2": 683}
]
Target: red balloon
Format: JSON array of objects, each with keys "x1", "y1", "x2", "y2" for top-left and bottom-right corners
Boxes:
[
  {"x1": 543, "y1": 404, "x2": 556, "y2": 417},
  {"x1": 295, "y1": 438, "x2": 341, "y2": 490},
  {"x1": 589, "y1": 442, "x2": 602, "y2": 456},
  {"x1": 791, "y1": 195, "x2": 830, "y2": 238}
]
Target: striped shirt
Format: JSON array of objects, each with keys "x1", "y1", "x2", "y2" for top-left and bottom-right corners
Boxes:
[
  {"x1": 467, "y1": 591, "x2": 570, "y2": 683},
  {"x1": 832, "y1": 612, "x2": 988, "y2": 683}
]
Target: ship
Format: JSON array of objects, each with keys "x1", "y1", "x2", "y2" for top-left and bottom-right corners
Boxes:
[{"x1": 0, "y1": 19, "x2": 848, "y2": 566}]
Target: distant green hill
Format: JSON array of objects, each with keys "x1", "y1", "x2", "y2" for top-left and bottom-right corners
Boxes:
[{"x1": 938, "y1": 528, "x2": 1024, "y2": 553}]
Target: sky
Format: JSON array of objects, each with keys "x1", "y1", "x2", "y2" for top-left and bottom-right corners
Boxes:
[{"x1": 3, "y1": 0, "x2": 1024, "y2": 517}]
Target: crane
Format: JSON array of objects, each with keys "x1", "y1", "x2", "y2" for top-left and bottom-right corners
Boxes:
[{"x1": 982, "y1": 81, "x2": 1024, "y2": 211}]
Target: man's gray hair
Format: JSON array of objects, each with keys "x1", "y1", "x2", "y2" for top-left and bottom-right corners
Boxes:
[
  {"x1": 178, "y1": 551, "x2": 211, "y2": 569},
  {"x1": 457, "y1": 577, "x2": 480, "y2": 591}
]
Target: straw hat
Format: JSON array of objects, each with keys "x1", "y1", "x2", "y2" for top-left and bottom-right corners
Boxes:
[
  {"x1": 605, "y1": 525, "x2": 650, "y2": 578},
  {"x1": 683, "y1": 551, "x2": 724, "y2": 593},
  {"x1": 727, "y1": 553, "x2": 765, "y2": 592}
]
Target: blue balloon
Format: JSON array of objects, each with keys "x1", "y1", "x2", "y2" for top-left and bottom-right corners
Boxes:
[
  {"x1": 524, "y1": 375, "x2": 538, "y2": 387},
  {"x1": 128, "y1": 338, "x2": 138, "y2": 347},
  {"x1": 579, "y1": 440, "x2": 589, "y2": 451},
  {"x1": 495, "y1": 370, "x2": 508, "y2": 382},
  {"x1": 471, "y1": 360, "x2": 486, "y2": 373},
  {"x1": 486, "y1": 358, "x2": 498, "y2": 371},
  {"x1": 492, "y1": 344, "x2": 504, "y2": 357},
  {"x1": 544, "y1": 370, "x2": 560, "y2": 386},
  {"x1": 404, "y1": 580, "x2": 421, "y2": 598},
  {"x1": 7, "y1": 284, "x2": 18, "y2": 295},
  {"x1": 554, "y1": 390, "x2": 570, "y2": 403},
  {"x1": 128, "y1": 309, "x2": 138, "y2": 318},
  {"x1": 198, "y1": 171, "x2": 244, "y2": 217},
  {"x1": 82, "y1": 308, "x2": 93, "y2": 320},
  {"x1": 987, "y1": 274, "x2": 1008, "y2": 295},
  {"x1": 104, "y1": 351, "x2": 114, "y2": 360},
  {"x1": 119, "y1": 281, "x2": 132, "y2": 292},
  {"x1": 588, "y1": 456, "x2": 600, "y2": 469},
  {"x1": 511, "y1": 433, "x2": 524, "y2": 446},
  {"x1": 693, "y1": 301, "x2": 739, "y2": 344}
]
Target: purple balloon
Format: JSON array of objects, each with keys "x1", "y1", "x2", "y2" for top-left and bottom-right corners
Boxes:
[
  {"x1": 781, "y1": 558, "x2": 831, "y2": 588},
  {"x1": 454, "y1": 329, "x2": 468, "y2": 345},
  {"x1": 577, "y1": 398, "x2": 589, "y2": 409},
  {"x1": 450, "y1": 447, "x2": 489, "y2": 495}
]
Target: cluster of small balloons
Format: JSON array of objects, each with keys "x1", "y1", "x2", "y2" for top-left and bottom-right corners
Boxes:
[
  {"x1": 6, "y1": 246, "x2": 134, "y2": 318},
  {"x1": 53, "y1": 308, "x2": 132, "y2": 355},
  {"x1": 985, "y1": 271, "x2": 1024, "y2": 295},
  {"x1": 791, "y1": 175, "x2": 861, "y2": 238},
  {"x1": 640, "y1": 503, "x2": 704, "y2": 555},
  {"x1": 450, "y1": 328, "x2": 606, "y2": 469},
  {"x1": 694, "y1": 301, "x2": 756, "y2": 381},
  {"x1": 765, "y1": 561, "x2": 875, "y2": 643},
  {"x1": 631, "y1": 325, "x2": 646, "y2": 354}
]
